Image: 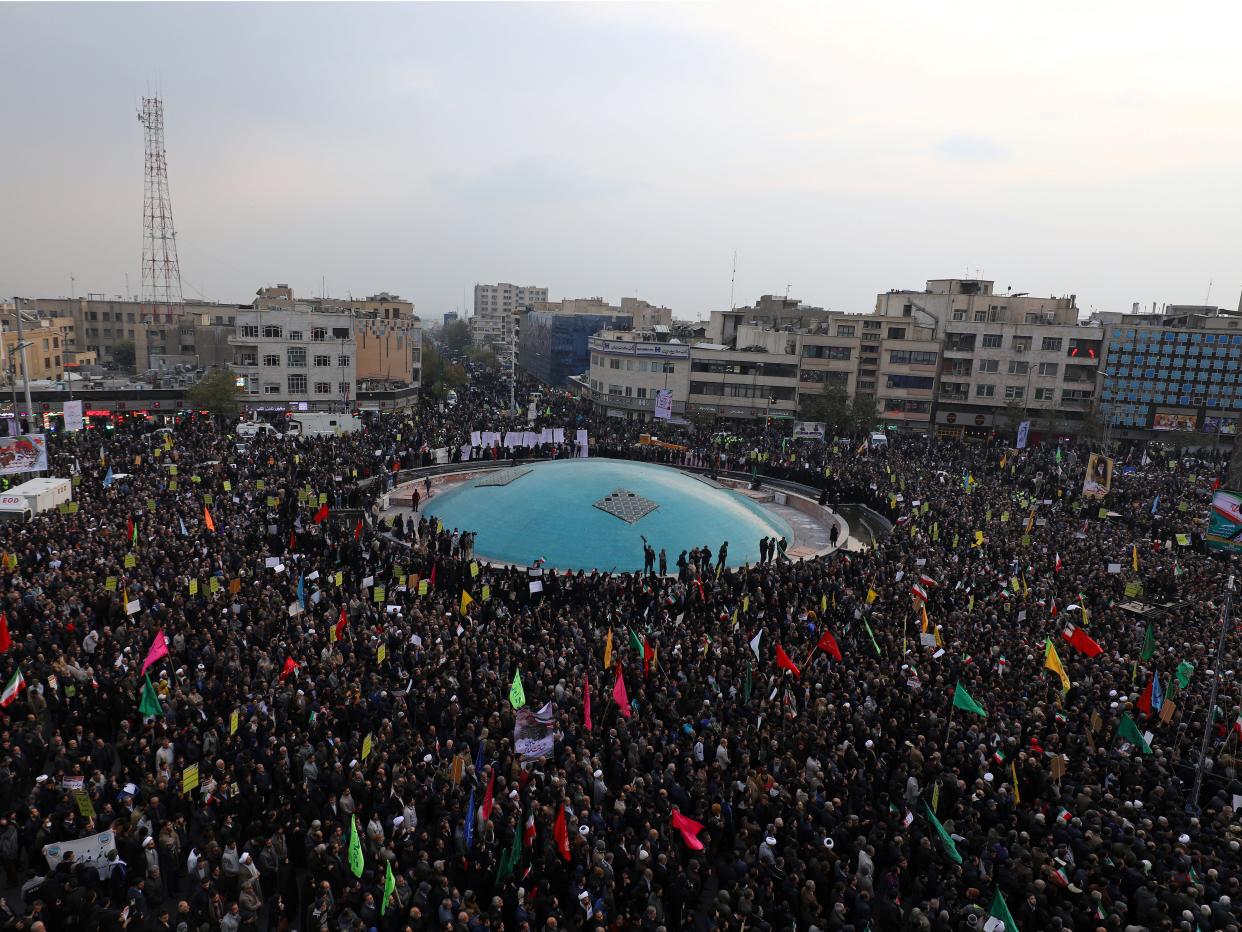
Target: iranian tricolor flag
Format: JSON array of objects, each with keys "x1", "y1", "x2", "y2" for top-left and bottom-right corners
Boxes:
[
  {"x1": 0, "y1": 668, "x2": 24, "y2": 707},
  {"x1": 1234, "y1": 713, "x2": 1242, "y2": 740}
]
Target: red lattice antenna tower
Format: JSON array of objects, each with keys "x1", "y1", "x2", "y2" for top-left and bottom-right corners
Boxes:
[{"x1": 138, "y1": 96, "x2": 183, "y2": 323}]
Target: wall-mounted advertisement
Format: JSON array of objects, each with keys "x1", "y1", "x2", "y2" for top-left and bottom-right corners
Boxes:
[
  {"x1": 1203, "y1": 417, "x2": 1237, "y2": 435},
  {"x1": 1207, "y1": 489, "x2": 1242, "y2": 553},
  {"x1": 1152, "y1": 412, "x2": 1198, "y2": 431}
]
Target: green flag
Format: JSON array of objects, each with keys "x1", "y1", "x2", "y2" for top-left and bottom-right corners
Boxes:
[
  {"x1": 1140, "y1": 623, "x2": 1155, "y2": 662},
  {"x1": 986, "y1": 890, "x2": 1019, "y2": 932},
  {"x1": 348, "y1": 815, "x2": 364, "y2": 877},
  {"x1": 629, "y1": 628, "x2": 644, "y2": 654},
  {"x1": 382, "y1": 860, "x2": 396, "y2": 914},
  {"x1": 1175, "y1": 661, "x2": 1194, "y2": 689},
  {"x1": 139, "y1": 675, "x2": 164, "y2": 717},
  {"x1": 924, "y1": 803, "x2": 962, "y2": 864},
  {"x1": 497, "y1": 813, "x2": 523, "y2": 882},
  {"x1": 952, "y1": 682, "x2": 987, "y2": 718},
  {"x1": 509, "y1": 670, "x2": 526, "y2": 710},
  {"x1": 1116, "y1": 713, "x2": 1152, "y2": 754}
]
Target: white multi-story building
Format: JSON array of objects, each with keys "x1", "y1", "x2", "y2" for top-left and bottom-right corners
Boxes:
[
  {"x1": 230, "y1": 303, "x2": 357, "y2": 410},
  {"x1": 471, "y1": 283, "x2": 548, "y2": 362}
]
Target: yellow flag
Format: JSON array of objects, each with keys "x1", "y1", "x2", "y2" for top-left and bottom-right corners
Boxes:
[
  {"x1": 1044, "y1": 638, "x2": 1070, "y2": 692},
  {"x1": 934, "y1": 625, "x2": 944, "y2": 648},
  {"x1": 460, "y1": 590, "x2": 474, "y2": 616},
  {"x1": 821, "y1": 594, "x2": 827, "y2": 613},
  {"x1": 603, "y1": 628, "x2": 613, "y2": 670},
  {"x1": 451, "y1": 754, "x2": 464, "y2": 786},
  {"x1": 731, "y1": 608, "x2": 738, "y2": 627},
  {"x1": 1010, "y1": 761, "x2": 1020, "y2": 804},
  {"x1": 1132, "y1": 544, "x2": 1139, "y2": 573},
  {"x1": 920, "y1": 603, "x2": 929, "y2": 633},
  {"x1": 866, "y1": 588, "x2": 878, "y2": 604},
  {"x1": 974, "y1": 531, "x2": 985, "y2": 547}
]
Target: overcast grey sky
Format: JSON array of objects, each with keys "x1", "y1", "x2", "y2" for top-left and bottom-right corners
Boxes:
[{"x1": 3, "y1": 2, "x2": 1241, "y2": 321}]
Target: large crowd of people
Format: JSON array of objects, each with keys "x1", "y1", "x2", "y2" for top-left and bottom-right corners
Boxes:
[{"x1": 0, "y1": 365, "x2": 1239, "y2": 932}]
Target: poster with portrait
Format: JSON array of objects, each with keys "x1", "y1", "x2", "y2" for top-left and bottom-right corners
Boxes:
[
  {"x1": 1082, "y1": 452, "x2": 1113, "y2": 500},
  {"x1": 654, "y1": 389, "x2": 673, "y2": 421},
  {"x1": 0, "y1": 434, "x2": 47, "y2": 475},
  {"x1": 1207, "y1": 489, "x2": 1242, "y2": 553},
  {"x1": 1152, "y1": 412, "x2": 1198, "y2": 431}
]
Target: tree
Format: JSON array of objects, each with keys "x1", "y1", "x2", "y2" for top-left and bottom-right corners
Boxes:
[
  {"x1": 188, "y1": 369, "x2": 240, "y2": 425},
  {"x1": 849, "y1": 394, "x2": 877, "y2": 436},
  {"x1": 421, "y1": 342, "x2": 468, "y2": 401},
  {"x1": 799, "y1": 383, "x2": 850, "y2": 437},
  {"x1": 112, "y1": 340, "x2": 136, "y2": 370},
  {"x1": 442, "y1": 320, "x2": 471, "y2": 354}
]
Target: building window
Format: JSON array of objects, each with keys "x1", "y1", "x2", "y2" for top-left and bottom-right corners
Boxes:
[
  {"x1": 610, "y1": 359, "x2": 620, "y2": 369},
  {"x1": 313, "y1": 355, "x2": 331, "y2": 367},
  {"x1": 262, "y1": 354, "x2": 280, "y2": 367},
  {"x1": 314, "y1": 382, "x2": 331, "y2": 394},
  {"x1": 1034, "y1": 387, "x2": 1055, "y2": 401},
  {"x1": 887, "y1": 350, "x2": 937, "y2": 365},
  {"x1": 1013, "y1": 337, "x2": 1032, "y2": 352},
  {"x1": 1008, "y1": 361, "x2": 1029, "y2": 375},
  {"x1": 312, "y1": 327, "x2": 326, "y2": 342},
  {"x1": 636, "y1": 387, "x2": 647, "y2": 398},
  {"x1": 240, "y1": 325, "x2": 259, "y2": 339},
  {"x1": 1038, "y1": 362, "x2": 1059, "y2": 376},
  {"x1": 886, "y1": 327, "x2": 907, "y2": 340},
  {"x1": 263, "y1": 384, "x2": 280, "y2": 395},
  {"x1": 287, "y1": 375, "x2": 307, "y2": 394},
  {"x1": 1041, "y1": 337, "x2": 1063, "y2": 352},
  {"x1": 337, "y1": 355, "x2": 351, "y2": 368},
  {"x1": 262, "y1": 325, "x2": 283, "y2": 339},
  {"x1": 982, "y1": 334, "x2": 1003, "y2": 349},
  {"x1": 288, "y1": 331, "x2": 303, "y2": 342},
  {"x1": 976, "y1": 384, "x2": 996, "y2": 398},
  {"x1": 837, "y1": 325, "x2": 856, "y2": 337},
  {"x1": 338, "y1": 382, "x2": 351, "y2": 396},
  {"x1": 952, "y1": 311, "x2": 965, "y2": 321},
  {"x1": 974, "y1": 311, "x2": 987, "y2": 322},
  {"x1": 1004, "y1": 385, "x2": 1025, "y2": 400},
  {"x1": 287, "y1": 348, "x2": 307, "y2": 367}
]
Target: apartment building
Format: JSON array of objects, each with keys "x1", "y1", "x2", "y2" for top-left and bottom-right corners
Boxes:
[
  {"x1": 230, "y1": 303, "x2": 357, "y2": 410},
  {"x1": 875, "y1": 278, "x2": 1100, "y2": 438},
  {"x1": 520, "y1": 308, "x2": 633, "y2": 387},
  {"x1": 471, "y1": 283, "x2": 548, "y2": 361},
  {"x1": 1, "y1": 308, "x2": 70, "y2": 382},
  {"x1": 797, "y1": 315, "x2": 862, "y2": 406},
  {"x1": 26, "y1": 295, "x2": 238, "y2": 370},
  {"x1": 1095, "y1": 305, "x2": 1242, "y2": 443}
]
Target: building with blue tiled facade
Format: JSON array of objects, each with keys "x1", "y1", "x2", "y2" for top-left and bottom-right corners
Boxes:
[
  {"x1": 1097, "y1": 306, "x2": 1242, "y2": 441},
  {"x1": 519, "y1": 311, "x2": 633, "y2": 387}
]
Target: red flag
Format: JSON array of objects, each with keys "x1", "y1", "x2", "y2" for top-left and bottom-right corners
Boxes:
[
  {"x1": 0, "y1": 611, "x2": 9, "y2": 654},
  {"x1": 694, "y1": 579, "x2": 705, "y2": 602},
  {"x1": 643, "y1": 639, "x2": 654, "y2": 676},
  {"x1": 553, "y1": 805, "x2": 571, "y2": 861},
  {"x1": 1137, "y1": 675, "x2": 1154, "y2": 716},
  {"x1": 1061, "y1": 624, "x2": 1102, "y2": 658},
  {"x1": 354, "y1": 519, "x2": 364, "y2": 541},
  {"x1": 279, "y1": 656, "x2": 299, "y2": 680},
  {"x1": 1054, "y1": 553, "x2": 1063, "y2": 573},
  {"x1": 1050, "y1": 597, "x2": 1058, "y2": 618},
  {"x1": 313, "y1": 503, "x2": 329, "y2": 524},
  {"x1": 335, "y1": 606, "x2": 348, "y2": 640},
  {"x1": 524, "y1": 811, "x2": 536, "y2": 847},
  {"x1": 816, "y1": 629, "x2": 842, "y2": 662},
  {"x1": 481, "y1": 771, "x2": 495, "y2": 822},
  {"x1": 203, "y1": 506, "x2": 216, "y2": 534},
  {"x1": 289, "y1": 531, "x2": 297, "y2": 552},
  {"x1": 429, "y1": 563, "x2": 437, "y2": 588},
  {"x1": 583, "y1": 675, "x2": 592, "y2": 732},
  {"x1": 775, "y1": 644, "x2": 801, "y2": 678},
  {"x1": 126, "y1": 516, "x2": 135, "y2": 542},
  {"x1": 613, "y1": 667, "x2": 632, "y2": 718},
  {"x1": 670, "y1": 809, "x2": 705, "y2": 851},
  {"x1": 918, "y1": 574, "x2": 938, "y2": 589}
]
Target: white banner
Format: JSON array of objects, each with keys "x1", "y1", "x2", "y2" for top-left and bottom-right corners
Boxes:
[
  {"x1": 576, "y1": 429, "x2": 589, "y2": 458},
  {"x1": 0, "y1": 434, "x2": 47, "y2": 475},
  {"x1": 470, "y1": 431, "x2": 481, "y2": 448},
  {"x1": 654, "y1": 389, "x2": 673, "y2": 421},
  {"x1": 1016, "y1": 420, "x2": 1030, "y2": 450},
  {"x1": 43, "y1": 829, "x2": 117, "y2": 877},
  {"x1": 63, "y1": 400, "x2": 84, "y2": 432},
  {"x1": 514, "y1": 707, "x2": 555, "y2": 761}
]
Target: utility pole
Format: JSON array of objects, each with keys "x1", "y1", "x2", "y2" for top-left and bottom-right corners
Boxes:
[
  {"x1": 13, "y1": 301, "x2": 33, "y2": 422},
  {"x1": 1189, "y1": 573, "x2": 1233, "y2": 814}
]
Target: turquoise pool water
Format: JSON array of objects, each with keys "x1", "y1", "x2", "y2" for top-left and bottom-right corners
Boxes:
[{"x1": 425, "y1": 458, "x2": 792, "y2": 572}]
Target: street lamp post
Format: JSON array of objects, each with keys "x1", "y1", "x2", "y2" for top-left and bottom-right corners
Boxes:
[{"x1": 12, "y1": 299, "x2": 34, "y2": 436}]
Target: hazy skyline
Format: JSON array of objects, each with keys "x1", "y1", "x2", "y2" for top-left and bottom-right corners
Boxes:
[{"x1": 3, "y1": 2, "x2": 1241, "y2": 322}]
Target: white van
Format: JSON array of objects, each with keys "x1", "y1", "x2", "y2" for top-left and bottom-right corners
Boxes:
[
  {"x1": 868, "y1": 432, "x2": 889, "y2": 449},
  {"x1": 237, "y1": 421, "x2": 282, "y2": 439}
]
